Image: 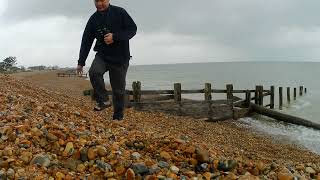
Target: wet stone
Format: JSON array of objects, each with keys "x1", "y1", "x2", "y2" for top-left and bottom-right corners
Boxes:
[
  {"x1": 96, "y1": 160, "x2": 112, "y2": 172},
  {"x1": 132, "y1": 163, "x2": 149, "y2": 176},
  {"x1": 0, "y1": 170, "x2": 6, "y2": 180},
  {"x1": 158, "y1": 161, "x2": 169, "y2": 168},
  {"x1": 30, "y1": 153, "x2": 51, "y2": 167},
  {"x1": 218, "y1": 160, "x2": 237, "y2": 172}
]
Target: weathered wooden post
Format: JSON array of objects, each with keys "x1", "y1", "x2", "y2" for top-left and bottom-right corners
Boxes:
[
  {"x1": 174, "y1": 83, "x2": 182, "y2": 102},
  {"x1": 245, "y1": 90, "x2": 251, "y2": 107},
  {"x1": 294, "y1": 88, "x2": 297, "y2": 100},
  {"x1": 174, "y1": 83, "x2": 182, "y2": 115},
  {"x1": 279, "y1": 87, "x2": 283, "y2": 110},
  {"x1": 300, "y1": 86, "x2": 303, "y2": 96},
  {"x1": 258, "y1": 85, "x2": 263, "y2": 106},
  {"x1": 204, "y1": 83, "x2": 213, "y2": 119},
  {"x1": 255, "y1": 86, "x2": 259, "y2": 104},
  {"x1": 226, "y1": 84, "x2": 233, "y2": 100},
  {"x1": 204, "y1": 83, "x2": 212, "y2": 101},
  {"x1": 270, "y1": 86, "x2": 275, "y2": 109},
  {"x1": 287, "y1": 87, "x2": 291, "y2": 104},
  {"x1": 132, "y1": 81, "x2": 142, "y2": 103}
]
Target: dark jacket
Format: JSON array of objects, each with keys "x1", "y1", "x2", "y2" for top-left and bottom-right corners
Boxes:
[{"x1": 78, "y1": 5, "x2": 137, "y2": 66}]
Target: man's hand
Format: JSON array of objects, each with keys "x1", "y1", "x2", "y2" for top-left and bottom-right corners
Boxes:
[
  {"x1": 77, "y1": 65, "x2": 83, "y2": 75},
  {"x1": 104, "y1": 33, "x2": 114, "y2": 45}
]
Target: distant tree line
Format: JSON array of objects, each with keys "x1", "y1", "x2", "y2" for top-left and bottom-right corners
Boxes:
[{"x1": 0, "y1": 56, "x2": 61, "y2": 73}]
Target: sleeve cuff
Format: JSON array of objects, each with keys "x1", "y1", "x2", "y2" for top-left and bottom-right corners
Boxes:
[{"x1": 78, "y1": 61, "x2": 85, "y2": 66}]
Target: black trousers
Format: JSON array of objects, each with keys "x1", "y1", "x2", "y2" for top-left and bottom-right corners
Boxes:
[{"x1": 89, "y1": 55, "x2": 129, "y2": 116}]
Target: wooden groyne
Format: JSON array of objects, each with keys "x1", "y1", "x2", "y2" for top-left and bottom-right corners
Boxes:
[{"x1": 83, "y1": 82, "x2": 320, "y2": 130}]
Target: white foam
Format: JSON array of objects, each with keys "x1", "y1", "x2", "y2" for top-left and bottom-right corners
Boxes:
[{"x1": 239, "y1": 117, "x2": 320, "y2": 154}]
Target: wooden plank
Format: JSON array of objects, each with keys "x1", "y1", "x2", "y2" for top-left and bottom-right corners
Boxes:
[{"x1": 251, "y1": 103, "x2": 320, "y2": 130}]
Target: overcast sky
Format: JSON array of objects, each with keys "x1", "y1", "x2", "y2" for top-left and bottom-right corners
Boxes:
[{"x1": 1, "y1": 0, "x2": 320, "y2": 67}]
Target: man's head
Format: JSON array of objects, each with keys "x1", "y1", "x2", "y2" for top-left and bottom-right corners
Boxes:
[{"x1": 94, "y1": 0, "x2": 110, "y2": 12}]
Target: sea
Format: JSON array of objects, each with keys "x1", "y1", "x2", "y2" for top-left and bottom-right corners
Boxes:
[{"x1": 101, "y1": 62, "x2": 320, "y2": 154}]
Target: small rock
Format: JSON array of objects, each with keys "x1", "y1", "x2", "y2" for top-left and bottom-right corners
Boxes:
[
  {"x1": 87, "y1": 147, "x2": 97, "y2": 160},
  {"x1": 185, "y1": 146, "x2": 196, "y2": 154},
  {"x1": 0, "y1": 169, "x2": 6, "y2": 180},
  {"x1": 170, "y1": 165, "x2": 180, "y2": 174},
  {"x1": 55, "y1": 172, "x2": 65, "y2": 180},
  {"x1": 20, "y1": 151, "x2": 33, "y2": 164},
  {"x1": 30, "y1": 153, "x2": 51, "y2": 167},
  {"x1": 160, "y1": 151, "x2": 171, "y2": 161},
  {"x1": 296, "y1": 164, "x2": 305, "y2": 171},
  {"x1": 63, "y1": 142, "x2": 74, "y2": 157},
  {"x1": 305, "y1": 167, "x2": 316, "y2": 174},
  {"x1": 96, "y1": 160, "x2": 112, "y2": 171},
  {"x1": 74, "y1": 111, "x2": 81, "y2": 116},
  {"x1": 149, "y1": 165, "x2": 161, "y2": 174},
  {"x1": 132, "y1": 163, "x2": 149, "y2": 175},
  {"x1": 97, "y1": 146, "x2": 108, "y2": 157},
  {"x1": 203, "y1": 172, "x2": 212, "y2": 180},
  {"x1": 3, "y1": 147, "x2": 13, "y2": 156},
  {"x1": 77, "y1": 164, "x2": 86, "y2": 173},
  {"x1": 196, "y1": 148, "x2": 209, "y2": 163},
  {"x1": 80, "y1": 147, "x2": 88, "y2": 162},
  {"x1": 278, "y1": 173, "x2": 294, "y2": 180},
  {"x1": 131, "y1": 152, "x2": 141, "y2": 160},
  {"x1": 126, "y1": 168, "x2": 136, "y2": 180},
  {"x1": 7, "y1": 168, "x2": 15, "y2": 179},
  {"x1": 39, "y1": 138, "x2": 48, "y2": 147},
  {"x1": 184, "y1": 171, "x2": 196, "y2": 178},
  {"x1": 218, "y1": 160, "x2": 237, "y2": 172},
  {"x1": 158, "y1": 161, "x2": 169, "y2": 168},
  {"x1": 47, "y1": 133, "x2": 58, "y2": 141},
  {"x1": 0, "y1": 161, "x2": 9, "y2": 169}
]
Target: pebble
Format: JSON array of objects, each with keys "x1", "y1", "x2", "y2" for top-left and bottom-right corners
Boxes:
[
  {"x1": 20, "y1": 151, "x2": 33, "y2": 164},
  {"x1": 30, "y1": 153, "x2": 51, "y2": 167},
  {"x1": 158, "y1": 161, "x2": 169, "y2": 168},
  {"x1": 7, "y1": 168, "x2": 15, "y2": 179},
  {"x1": 131, "y1": 152, "x2": 141, "y2": 159},
  {"x1": 77, "y1": 164, "x2": 86, "y2": 173},
  {"x1": 132, "y1": 163, "x2": 149, "y2": 175},
  {"x1": 63, "y1": 142, "x2": 74, "y2": 157},
  {"x1": 0, "y1": 169, "x2": 6, "y2": 180},
  {"x1": 125, "y1": 168, "x2": 136, "y2": 180},
  {"x1": 170, "y1": 165, "x2": 180, "y2": 174},
  {"x1": 305, "y1": 167, "x2": 316, "y2": 174},
  {"x1": 196, "y1": 148, "x2": 209, "y2": 163},
  {"x1": 278, "y1": 173, "x2": 294, "y2": 180},
  {"x1": 160, "y1": 151, "x2": 171, "y2": 161},
  {"x1": 87, "y1": 147, "x2": 97, "y2": 160}
]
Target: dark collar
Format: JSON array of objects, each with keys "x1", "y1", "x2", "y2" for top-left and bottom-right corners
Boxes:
[{"x1": 97, "y1": 4, "x2": 111, "y2": 14}]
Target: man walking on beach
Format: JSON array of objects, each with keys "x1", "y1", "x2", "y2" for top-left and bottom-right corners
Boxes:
[{"x1": 77, "y1": 0, "x2": 137, "y2": 120}]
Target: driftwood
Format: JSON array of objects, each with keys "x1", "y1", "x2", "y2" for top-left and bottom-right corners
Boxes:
[{"x1": 250, "y1": 103, "x2": 320, "y2": 130}]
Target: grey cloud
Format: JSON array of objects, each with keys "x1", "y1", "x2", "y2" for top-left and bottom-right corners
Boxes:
[{"x1": 2, "y1": 0, "x2": 320, "y2": 65}]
